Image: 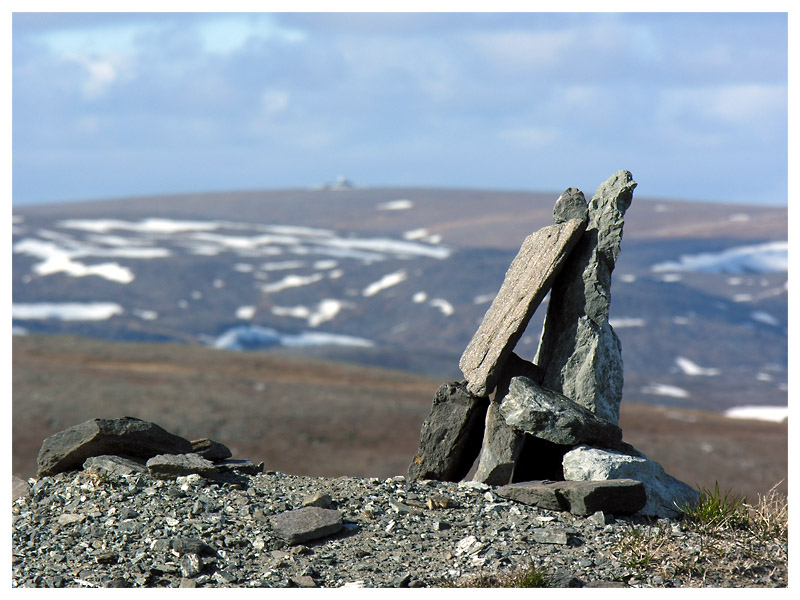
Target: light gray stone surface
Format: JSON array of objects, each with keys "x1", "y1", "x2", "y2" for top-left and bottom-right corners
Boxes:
[
  {"x1": 535, "y1": 171, "x2": 637, "y2": 424},
  {"x1": 498, "y1": 376, "x2": 623, "y2": 448},
  {"x1": 459, "y1": 215, "x2": 588, "y2": 397},
  {"x1": 562, "y1": 445, "x2": 699, "y2": 518}
]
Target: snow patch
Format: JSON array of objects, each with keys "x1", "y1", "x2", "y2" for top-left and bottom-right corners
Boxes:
[
  {"x1": 413, "y1": 292, "x2": 428, "y2": 303},
  {"x1": 751, "y1": 311, "x2": 780, "y2": 326},
  {"x1": 132, "y1": 308, "x2": 158, "y2": 321},
  {"x1": 619, "y1": 274, "x2": 637, "y2": 283},
  {"x1": 430, "y1": 298, "x2": 455, "y2": 316},
  {"x1": 609, "y1": 317, "x2": 646, "y2": 329},
  {"x1": 212, "y1": 326, "x2": 373, "y2": 350},
  {"x1": 724, "y1": 406, "x2": 787, "y2": 423},
  {"x1": 363, "y1": 270, "x2": 407, "y2": 297},
  {"x1": 272, "y1": 299, "x2": 349, "y2": 327},
  {"x1": 641, "y1": 383, "x2": 690, "y2": 399},
  {"x1": 675, "y1": 357, "x2": 720, "y2": 377},
  {"x1": 652, "y1": 241, "x2": 787, "y2": 275},
  {"x1": 261, "y1": 273, "x2": 324, "y2": 294},
  {"x1": 236, "y1": 306, "x2": 256, "y2": 320},
  {"x1": 13, "y1": 302, "x2": 124, "y2": 321},
  {"x1": 473, "y1": 293, "x2": 495, "y2": 305},
  {"x1": 377, "y1": 199, "x2": 414, "y2": 211}
]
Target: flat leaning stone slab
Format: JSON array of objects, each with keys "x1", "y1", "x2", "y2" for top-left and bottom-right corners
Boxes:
[
  {"x1": 270, "y1": 507, "x2": 344, "y2": 545},
  {"x1": 146, "y1": 453, "x2": 219, "y2": 479},
  {"x1": 459, "y1": 217, "x2": 587, "y2": 397},
  {"x1": 495, "y1": 479, "x2": 646, "y2": 516}
]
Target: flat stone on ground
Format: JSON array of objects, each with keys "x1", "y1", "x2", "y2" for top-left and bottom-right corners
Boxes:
[
  {"x1": 496, "y1": 478, "x2": 646, "y2": 516},
  {"x1": 269, "y1": 507, "x2": 344, "y2": 545},
  {"x1": 459, "y1": 215, "x2": 588, "y2": 397}
]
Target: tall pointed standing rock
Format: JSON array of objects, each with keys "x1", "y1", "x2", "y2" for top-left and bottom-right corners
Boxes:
[{"x1": 534, "y1": 171, "x2": 637, "y2": 425}]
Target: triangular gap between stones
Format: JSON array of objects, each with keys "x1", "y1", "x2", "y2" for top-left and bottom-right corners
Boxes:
[{"x1": 407, "y1": 171, "x2": 699, "y2": 519}]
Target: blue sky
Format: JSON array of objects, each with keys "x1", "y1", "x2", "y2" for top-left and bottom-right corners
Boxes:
[{"x1": 11, "y1": 10, "x2": 789, "y2": 206}]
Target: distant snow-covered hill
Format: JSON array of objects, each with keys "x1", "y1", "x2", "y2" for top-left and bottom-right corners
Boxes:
[{"x1": 12, "y1": 186, "x2": 787, "y2": 414}]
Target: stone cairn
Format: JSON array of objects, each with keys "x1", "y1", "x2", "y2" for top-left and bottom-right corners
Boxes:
[{"x1": 408, "y1": 170, "x2": 698, "y2": 519}]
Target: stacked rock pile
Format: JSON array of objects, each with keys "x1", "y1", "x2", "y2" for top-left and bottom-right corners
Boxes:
[{"x1": 408, "y1": 171, "x2": 698, "y2": 519}]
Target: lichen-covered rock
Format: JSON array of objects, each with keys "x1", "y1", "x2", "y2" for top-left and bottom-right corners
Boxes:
[
  {"x1": 498, "y1": 376, "x2": 623, "y2": 448},
  {"x1": 83, "y1": 455, "x2": 148, "y2": 477},
  {"x1": 36, "y1": 417, "x2": 193, "y2": 477},
  {"x1": 562, "y1": 444, "x2": 699, "y2": 518},
  {"x1": 535, "y1": 171, "x2": 637, "y2": 424}
]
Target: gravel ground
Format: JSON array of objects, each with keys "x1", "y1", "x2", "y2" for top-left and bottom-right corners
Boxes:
[{"x1": 12, "y1": 469, "x2": 788, "y2": 588}]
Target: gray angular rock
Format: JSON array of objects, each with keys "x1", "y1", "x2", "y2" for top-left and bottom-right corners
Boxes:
[
  {"x1": 269, "y1": 507, "x2": 344, "y2": 545},
  {"x1": 459, "y1": 215, "x2": 588, "y2": 397},
  {"x1": 535, "y1": 171, "x2": 637, "y2": 424},
  {"x1": 36, "y1": 417, "x2": 193, "y2": 477},
  {"x1": 12, "y1": 476, "x2": 30, "y2": 502},
  {"x1": 146, "y1": 453, "x2": 219, "y2": 479},
  {"x1": 496, "y1": 478, "x2": 646, "y2": 516},
  {"x1": 471, "y1": 401, "x2": 525, "y2": 486},
  {"x1": 562, "y1": 445, "x2": 699, "y2": 518},
  {"x1": 407, "y1": 381, "x2": 488, "y2": 482},
  {"x1": 191, "y1": 438, "x2": 232, "y2": 461},
  {"x1": 83, "y1": 455, "x2": 148, "y2": 477},
  {"x1": 214, "y1": 459, "x2": 264, "y2": 476},
  {"x1": 498, "y1": 376, "x2": 623, "y2": 448}
]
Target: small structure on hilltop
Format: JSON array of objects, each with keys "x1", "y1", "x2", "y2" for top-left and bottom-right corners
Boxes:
[{"x1": 408, "y1": 170, "x2": 698, "y2": 519}]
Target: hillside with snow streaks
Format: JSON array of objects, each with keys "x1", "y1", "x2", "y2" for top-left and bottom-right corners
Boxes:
[
  {"x1": 12, "y1": 188, "x2": 787, "y2": 414},
  {"x1": 651, "y1": 241, "x2": 787, "y2": 274}
]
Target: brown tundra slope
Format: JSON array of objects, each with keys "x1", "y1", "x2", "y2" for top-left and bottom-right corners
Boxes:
[{"x1": 12, "y1": 335, "x2": 786, "y2": 503}]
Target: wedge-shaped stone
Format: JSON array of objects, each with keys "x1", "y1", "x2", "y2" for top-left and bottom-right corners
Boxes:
[
  {"x1": 408, "y1": 381, "x2": 488, "y2": 482},
  {"x1": 270, "y1": 507, "x2": 343, "y2": 545},
  {"x1": 496, "y1": 478, "x2": 646, "y2": 516},
  {"x1": 498, "y1": 376, "x2": 623, "y2": 448},
  {"x1": 459, "y1": 214, "x2": 588, "y2": 397},
  {"x1": 37, "y1": 416, "x2": 193, "y2": 477}
]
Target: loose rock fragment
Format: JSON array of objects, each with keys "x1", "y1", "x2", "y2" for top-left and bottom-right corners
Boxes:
[
  {"x1": 191, "y1": 438, "x2": 232, "y2": 461},
  {"x1": 83, "y1": 455, "x2": 148, "y2": 477},
  {"x1": 459, "y1": 215, "x2": 588, "y2": 397},
  {"x1": 146, "y1": 453, "x2": 218, "y2": 479},
  {"x1": 496, "y1": 478, "x2": 646, "y2": 516},
  {"x1": 269, "y1": 507, "x2": 344, "y2": 545}
]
